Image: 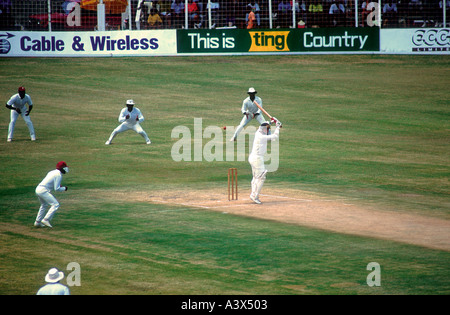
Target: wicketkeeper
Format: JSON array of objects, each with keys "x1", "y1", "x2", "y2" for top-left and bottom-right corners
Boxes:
[
  {"x1": 248, "y1": 119, "x2": 282, "y2": 204},
  {"x1": 230, "y1": 87, "x2": 267, "y2": 141}
]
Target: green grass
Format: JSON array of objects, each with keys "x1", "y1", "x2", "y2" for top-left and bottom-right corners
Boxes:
[{"x1": 0, "y1": 55, "x2": 449, "y2": 295}]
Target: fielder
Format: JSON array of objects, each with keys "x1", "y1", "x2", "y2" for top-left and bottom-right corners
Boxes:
[
  {"x1": 105, "y1": 99, "x2": 151, "y2": 145},
  {"x1": 35, "y1": 161, "x2": 69, "y2": 228},
  {"x1": 5, "y1": 86, "x2": 36, "y2": 142},
  {"x1": 248, "y1": 119, "x2": 282, "y2": 204},
  {"x1": 230, "y1": 87, "x2": 267, "y2": 142}
]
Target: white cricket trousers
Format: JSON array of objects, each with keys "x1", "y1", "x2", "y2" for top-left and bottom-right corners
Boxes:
[
  {"x1": 233, "y1": 114, "x2": 266, "y2": 138},
  {"x1": 35, "y1": 186, "x2": 60, "y2": 223},
  {"x1": 8, "y1": 110, "x2": 35, "y2": 140},
  {"x1": 107, "y1": 122, "x2": 150, "y2": 142},
  {"x1": 248, "y1": 154, "x2": 267, "y2": 198}
]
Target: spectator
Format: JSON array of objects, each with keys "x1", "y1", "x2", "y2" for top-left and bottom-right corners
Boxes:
[
  {"x1": 206, "y1": 1, "x2": 220, "y2": 28},
  {"x1": 194, "y1": 0, "x2": 204, "y2": 12},
  {"x1": 246, "y1": 1, "x2": 261, "y2": 28},
  {"x1": 383, "y1": 0, "x2": 398, "y2": 27},
  {"x1": 148, "y1": 8, "x2": 163, "y2": 28},
  {"x1": 62, "y1": 1, "x2": 77, "y2": 14},
  {"x1": 278, "y1": 0, "x2": 292, "y2": 28},
  {"x1": 137, "y1": 1, "x2": 149, "y2": 29},
  {"x1": 224, "y1": 0, "x2": 245, "y2": 27},
  {"x1": 188, "y1": 0, "x2": 202, "y2": 28},
  {"x1": 408, "y1": 0, "x2": 422, "y2": 19},
  {"x1": 329, "y1": 0, "x2": 346, "y2": 26},
  {"x1": 246, "y1": 5, "x2": 256, "y2": 29},
  {"x1": 360, "y1": 0, "x2": 372, "y2": 26},
  {"x1": 293, "y1": 0, "x2": 307, "y2": 25},
  {"x1": 158, "y1": 0, "x2": 172, "y2": 28},
  {"x1": 171, "y1": 0, "x2": 184, "y2": 28},
  {"x1": 308, "y1": 0, "x2": 324, "y2": 28},
  {"x1": 440, "y1": 0, "x2": 450, "y2": 9},
  {"x1": 37, "y1": 268, "x2": 70, "y2": 295},
  {"x1": 0, "y1": 0, "x2": 12, "y2": 29}
]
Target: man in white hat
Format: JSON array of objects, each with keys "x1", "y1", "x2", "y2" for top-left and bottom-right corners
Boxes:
[
  {"x1": 37, "y1": 268, "x2": 70, "y2": 295},
  {"x1": 105, "y1": 99, "x2": 151, "y2": 145},
  {"x1": 230, "y1": 87, "x2": 267, "y2": 141},
  {"x1": 248, "y1": 119, "x2": 282, "y2": 204}
]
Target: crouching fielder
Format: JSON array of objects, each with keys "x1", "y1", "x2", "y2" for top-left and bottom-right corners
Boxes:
[
  {"x1": 105, "y1": 99, "x2": 151, "y2": 145},
  {"x1": 230, "y1": 87, "x2": 266, "y2": 142},
  {"x1": 248, "y1": 119, "x2": 282, "y2": 204},
  {"x1": 35, "y1": 161, "x2": 69, "y2": 228}
]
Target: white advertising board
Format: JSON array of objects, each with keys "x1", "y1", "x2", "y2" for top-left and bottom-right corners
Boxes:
[
  {"x1": 0, "y1": 30, "x2": 177, "y2": 57},
  {"x1": 381, "y1": 28, "x2": 449, "y2": 54}
]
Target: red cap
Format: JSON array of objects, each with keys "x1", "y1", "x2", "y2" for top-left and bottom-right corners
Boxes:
[
  {"x1": 56, "y1": 161, "x2": 67, "y2": 170},
  {"x1": 18, "y1": 86, "x2": 25, "y2": 92}
]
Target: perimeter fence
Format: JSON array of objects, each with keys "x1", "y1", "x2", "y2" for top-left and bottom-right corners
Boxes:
[{"x1": 0, "y1": 1, "x2": 448, "y2": 31}]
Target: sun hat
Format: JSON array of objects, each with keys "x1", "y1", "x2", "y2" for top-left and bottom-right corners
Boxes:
[
  {"x1": 126, "y1": 99, "x2": 135, "y2": 105},
  {"x1": 247, "y1": 87, "x2": 257, "y2": 94},
  {"x1": 45, "y1": 268, "x2": 64, "y2": 283}
]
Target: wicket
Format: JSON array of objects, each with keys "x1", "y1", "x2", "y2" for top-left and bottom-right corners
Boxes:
[{"x1": 228, "y1": 168, "x2": 238, "y2": 201}]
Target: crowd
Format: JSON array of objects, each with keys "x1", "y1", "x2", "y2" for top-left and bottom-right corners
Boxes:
[
  {"x1": 0, "y1": 0, "x2": 448, "y2": 31},
  {"x1": 136, "y1": 0, "x2": 449, "y2": 29}
]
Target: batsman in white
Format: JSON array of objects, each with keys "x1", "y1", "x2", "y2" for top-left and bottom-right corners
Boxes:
[
  {"x1": 34, "y1": 161, "x2": 69, "y2": 228},
  {"x1": 5, "y1": 86, "x2": 36, "y2": 142},
  {"x1": 105, "y1": 99, "x2": 151, "y2": 145},
  {"x1": 230, "y1": 87, "x2": 267, "y2": 142},
  {"x1": 248, "y1": 119, "x2": 282, "y2": 204}
]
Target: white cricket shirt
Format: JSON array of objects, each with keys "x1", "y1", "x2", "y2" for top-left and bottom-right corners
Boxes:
[
  {"x1": 7, "y1": 93, "x2": 33, "y2": 110},
  {"x1": 37, "y1": 170, "x2": 66, "y2": 192}
]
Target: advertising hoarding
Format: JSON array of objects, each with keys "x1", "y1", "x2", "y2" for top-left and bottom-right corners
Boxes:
[
  {"x1": 0, "y1": 30, "x2": 177, "y2": 57},
  {"x1": 177, "y1": 28, "x2": 380, "y2": 55},
  {"x1": 381, "y1": 28, "x2": 449, "y2": 54}
]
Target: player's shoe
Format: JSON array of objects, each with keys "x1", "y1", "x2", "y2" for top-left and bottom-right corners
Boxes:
[
  {"x1": 41, "y1": 219, "x2": 53, "y2": 228},
  {"x1": 146, "y1": 140, "x2": 152, "y2": 145},
  {"x1": 105, "y1": 140, "x2": 111, "y2": 145},
  {"x1": 31, "y1": 135, "x2": 36, "y2": 141},
  {"x1": 34, "y1": 221, "x2": 45, "y2": 227},
  {"x1": 7, "y1": 138, "x2": 12, "y2": 142},
  {"x1": 230, "y1": 136, "x2": 236, "y2": 142},
  {"x1": 250, "y1": 195, "x2": 262, "y2": 204}
]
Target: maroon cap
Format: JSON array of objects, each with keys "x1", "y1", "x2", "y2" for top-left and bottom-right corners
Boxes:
[{"x1": 56, "y1": 161, "x2": 68, "y2": 170}]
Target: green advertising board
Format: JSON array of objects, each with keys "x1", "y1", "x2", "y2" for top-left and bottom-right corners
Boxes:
[{"x1": 177, "y1": 27, "x2": 379, "y2": 54}]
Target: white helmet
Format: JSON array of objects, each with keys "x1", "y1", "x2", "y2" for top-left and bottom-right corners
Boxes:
[{"x1": 126, "y1": 99, "x2": 135, "y2": 106}]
